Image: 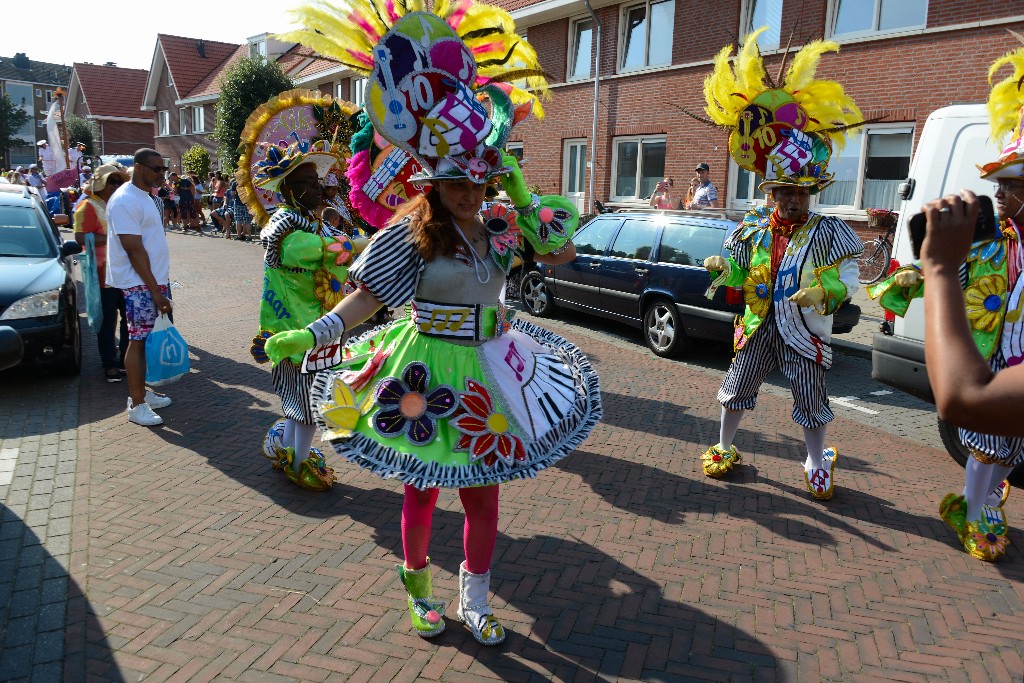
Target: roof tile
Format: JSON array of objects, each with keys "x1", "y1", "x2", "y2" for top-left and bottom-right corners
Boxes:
[
  {"x1": 159, "y1": 34, "x2": 240, "y2": 99},
  {"x1": 73, "y1": 63, "x2": 153, "y2": 119}
]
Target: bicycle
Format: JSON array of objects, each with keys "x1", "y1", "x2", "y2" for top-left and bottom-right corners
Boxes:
[{"x1": 857, "y1": 223, "x2": 896, "y2": 284}]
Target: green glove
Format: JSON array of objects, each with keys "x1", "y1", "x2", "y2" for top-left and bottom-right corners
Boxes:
[
  {"x1": 501, "y1": 154, "x2": 532, "y2": 208},
  {"x1": 265, "y1": 329, "x2": 315, "y2": 366}
]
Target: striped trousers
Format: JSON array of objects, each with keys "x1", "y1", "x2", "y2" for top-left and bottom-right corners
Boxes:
[
  {"x1": 960, "y1": 347, "x2": 1024, "y2": 466},
  {"x1": 717, "y1": 314, "x2": 834, "y2": 429},
  {"x1": 271, "y1": 361, "x2": 318, "y2": 425}
]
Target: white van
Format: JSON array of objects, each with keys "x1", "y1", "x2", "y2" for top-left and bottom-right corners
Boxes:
[{"x1": 871, "y1": 103, "x2": 1011, "y2": 468}]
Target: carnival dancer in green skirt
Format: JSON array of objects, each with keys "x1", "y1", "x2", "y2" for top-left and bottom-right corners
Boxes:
[{"x1": 265, "y1": 0, "x2": 602, "y2": 645}]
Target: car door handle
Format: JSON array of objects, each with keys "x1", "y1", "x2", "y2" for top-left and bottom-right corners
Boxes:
[
  {"x1": 634, "y1": 267, "x2": 648, "y2": 274},
  {"x1": 589, "y1": 263, "x2": 601, "y2": 269}
]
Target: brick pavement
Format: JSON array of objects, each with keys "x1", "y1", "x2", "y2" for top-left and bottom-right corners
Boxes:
[{"x1": 6, "y1": 229, "x2": 1024, "y2": 681}]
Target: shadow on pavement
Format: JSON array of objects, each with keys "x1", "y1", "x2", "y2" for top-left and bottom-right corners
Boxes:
[{"x1": 0, "y1": 505, "x2": 123, "y2": 682}]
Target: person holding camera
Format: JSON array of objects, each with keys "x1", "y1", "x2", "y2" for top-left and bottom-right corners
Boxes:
[
  {"x1": 649, "y1": 177, "x2": 676, "y2": 209},
  {"x1": 869, "y1": 49, "x2": 1024, "y2": 561}
]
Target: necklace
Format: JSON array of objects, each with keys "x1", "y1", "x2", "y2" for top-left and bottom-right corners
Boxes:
[{"x1": 451, "y1": 218, "x2": 491, "y2": 284}]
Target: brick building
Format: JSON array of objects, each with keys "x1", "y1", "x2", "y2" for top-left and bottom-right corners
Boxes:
[
  {"x1": 0, "y1": 53, "x2": 70, "y2": 168},
  {"x1": 495, "y1": 0, "x2": 1024, "y2": 229},
  {"x1": 66, "y1": 63, "x2": 153, "y2": 156}
]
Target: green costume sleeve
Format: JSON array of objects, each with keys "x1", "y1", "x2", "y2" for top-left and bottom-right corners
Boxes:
[
  {"x1": 809, "y1": 264, "x2": 849, "y2": 316},
  {"x1": 866, "y1": 265, "x2": 923, "y2": 318},
  {"x1": 281, "y1": 231, "x2": 324, "y2": 270},
  {"x1": 704, "y1": 257, "x2": 747, "y2": 299},
  {"x1": 502, "y1": 154, "x2": 579, "y2": 255}
]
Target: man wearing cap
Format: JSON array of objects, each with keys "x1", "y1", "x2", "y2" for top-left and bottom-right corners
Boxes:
[
  {"x1": 687, "y1": 162, "x2": 719, "y2": 209},
  {"x1": 75, "y1": 164, "x2": 130, "y2": 382},
  {"x1": 38, "y1": 140, "x2": 58, "y2": 176},
  {"x1": 68, "y1": 142, "x2": 86, "y2": 169},
  {"x1": 25, "y1": 165, "x2": 44, "y2": 190},
  {"x1": 79, "y1": 165, "x2": 92, "y2": 188},
  {"x1": 698, "y1": 29, "x2": 864, "y2": 500}
]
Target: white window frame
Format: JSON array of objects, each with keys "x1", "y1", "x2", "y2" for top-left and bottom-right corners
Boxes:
[
  {"x1": 506, "y1": 142, "x2": 524, "y2": 161},
  {"x1": 45, "y1": 90, "x2": 52, "y2": 104},
  {"x1": 179, "y1": 108, "x2": 188, "y2": 135},
  {"x1": 562, "y1": 138, "x2": 588, "y2": 195},
  {"x1": 350, "y1": 77, "x2": 368, "y2": 108},
  {"x1": 37, "y1": 119, "x2": 46, "y2": 128},
  {"x1": 163, "y1": 157, "x2": 171, "y2": 172},
  {"x1": 740, "y1": 0, "x2": 783, "y2": 50},
  {"x1": 157, "y1": 110, "x2": 169, "y2": 136},
  {"x1": 617, "y1": 0, "x2": 675, "y2": 74},
  {"x1": 813, "y1": 123, "x2": 915, "y2": 218},
  {"x1": 726, "y1": 160, "x2": 768, "y2": 211},
  {"x1": 35, "y1": 88, "x2": 41, "y2": 97},
  {"x1": 566, "y1": 16, "x2": 595, "y2": 81},
  {"x1": 335, "y1": 81, "x2": 344, "y2": 101},
  {"x1": 609, "y1": 134, "x2": 667, "y2": 202},
  {"x1": 826, "y1": 0, "x2": 928, "y2": 40},
  {"x1": 192, "y1": 106, "x2": 205, "y2": 134}
]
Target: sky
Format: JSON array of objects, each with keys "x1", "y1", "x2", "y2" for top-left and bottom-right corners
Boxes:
[{"x1": 6, "y1": 1, "x2": 301, "y2": 70}]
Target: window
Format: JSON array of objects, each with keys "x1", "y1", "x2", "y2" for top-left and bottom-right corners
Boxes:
[
  {"x1": 249, "y1": 41, "x2": 267, "y2": 59},
  {"x1": 745, "y1": 0, "x2": 782, "y2": 50},
  {"x1": 816, "y1": 126, "x2": 913, "y2": 211},
  {"x1": 37, "y1": 119, "x2": 46, "y2": 128},
  {"x1": 658, "y1": 223, "x2": 725, "y2": 266},
  {"x1": 158, "y1": 110, "x2": 169, "y2": 136},
  {"x1": 351, "y1": 77, "x2": 368, "y2": 108},
  {"x1": 35, "y1": 88, "x2": 41, "y2": 97},
  {"x1": 609, "y1": 218, "x2": 659, "y2": 260},
  {"x1": 45, "y1": 90, "x2": 52, "y2": 104},
  {"x1": 192, "y1": 106, "x2": 204, "y2": 133},
  {"x1": 563, "y1": 139, "x2": 588, "y2": 195},
  {"x1": 832, "y1": 0, "x2": 927, "y2": 38},
  {"x1": 568, "y1": 18, "x2": 594, "y2": 80},
  {"x1": 163, "y1": 157, "x2": 171, "y2": 171},
  {"x1": 506, "y1": 143, "x2": 524, "y2": 162},
  {"x1": 573, "y1": 218, "x2": 619, "y2": 256},
  {"x1": 179, "y1": 108, "x2": 188, "y2": 135},
  {"x1": 620, "y1": 0, "x2": 674, "y2": 72},
  {"x1": 611, "y1": 135, "x2": 666, "y2": 200},
  {"x1": 4, "y1": 83, "x2": 34, "y2": 140}
]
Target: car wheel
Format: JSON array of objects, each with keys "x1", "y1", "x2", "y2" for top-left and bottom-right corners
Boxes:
[
  {"x1": 938, "y1": 417, "x2": 1024, "y2": 488},
  {"x1": 520, "y1": 270, "x2": 554, "y2": 317},
  {"x1": 643, "y1": 299, "x2": 687, "y2": 357},
  {"x1": 60, "y1": 315, "x2": 82, "y2": 376}
]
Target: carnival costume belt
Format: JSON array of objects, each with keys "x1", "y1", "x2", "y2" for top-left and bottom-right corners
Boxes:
[{"x1": 411, "y1": 298, "x2": 501, "y2": 341}]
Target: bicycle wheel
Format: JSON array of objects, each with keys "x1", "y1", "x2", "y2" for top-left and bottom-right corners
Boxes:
[{"x1": 858, "y1": 239, "x2": 891, "y2": 284}]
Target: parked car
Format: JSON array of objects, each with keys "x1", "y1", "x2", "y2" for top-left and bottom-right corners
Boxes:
[
  {"x1": 520, "y1": 210, "x2": 861, "y2": 357},
  {"x1": 0, "y1": 184, "x2": 82, "y2": 374}
]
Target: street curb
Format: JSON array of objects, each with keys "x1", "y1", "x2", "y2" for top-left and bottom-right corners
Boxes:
[{"x1": 832, "y1": 338, "x2": 872, "y2": 360}]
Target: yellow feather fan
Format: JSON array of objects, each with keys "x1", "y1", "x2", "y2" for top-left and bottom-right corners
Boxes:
[
  {"x1": 986, "y1": 44, "x2": 1024, "y2": 147},
  {"x1": 277, "y1": 0, "x2": 548, "y2": 117}
]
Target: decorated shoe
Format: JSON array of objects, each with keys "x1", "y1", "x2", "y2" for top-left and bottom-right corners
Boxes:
[
  {"x1": 939, "y1": 493, "x2": 967, "y2": 535},
  {"x1": 804, "y1": 447, "x2": 838, "y2": 500},
  {"x1": 457, "y1": 562, "x2": 505, "y2": 646},
  {"x1": 272, "y1": 447, "x2": 336, "y2": 491},
  {"x1": 962, "y1": 506, "x2": 1010, "y2": 562},
  {"x1": 398, "y1": 560, "x2": 446, "y2": 638},
  {"x1": 986, "y1": 480, "x2": 1011, "y2": 508},
  {"x1": 262, "y1": 418, "x2": 287, "y2": 460},
  {"x1": 701, "y1": 444, "x2": 742, "y2": 478}
]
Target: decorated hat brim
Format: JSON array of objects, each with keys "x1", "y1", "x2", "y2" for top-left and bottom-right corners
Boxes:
[
  {"x1": 254, "y1": 151, "x2": 340, "y2": 192},
  {"x1": 758, "y1": 176, "x2": 833, "y2": 195},
  {"x1": 408, "y1": 164, "x2": 514, "y2": 187},
  {"x1": 978, "y1": 157, "x2": 1024, "y2": 181}
]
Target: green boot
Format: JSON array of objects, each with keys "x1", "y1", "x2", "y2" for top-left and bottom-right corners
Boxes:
[{"x1": 398, "y1": 559, "x2": 446, "y2": 638}]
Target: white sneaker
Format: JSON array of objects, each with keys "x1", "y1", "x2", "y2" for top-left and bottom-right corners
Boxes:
[
  {"x1": 127, "y1": 399, "x2": 163, "y2": 426},
  {"x1": 145, "y1": 390, "x2": 172, "y2": 408}
]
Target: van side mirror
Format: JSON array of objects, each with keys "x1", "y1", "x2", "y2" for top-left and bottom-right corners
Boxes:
[{"x1": 898, "y1": 177, "x2": 915, "y2": 201}]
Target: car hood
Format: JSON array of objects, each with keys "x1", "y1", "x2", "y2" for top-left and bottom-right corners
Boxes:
[{"x1": 0, "y1": 256, "x2": 65, "y2": 306}]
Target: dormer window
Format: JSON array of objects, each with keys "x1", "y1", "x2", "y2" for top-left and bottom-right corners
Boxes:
[{"x1": 249, "y1": 40, "x2": 267, "y2": 59}]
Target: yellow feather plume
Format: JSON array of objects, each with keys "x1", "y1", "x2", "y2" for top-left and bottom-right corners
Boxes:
[
  {"x1": 987, "y1": 46, "x2": 1024, "y2": 146},
  {"x1": 703, "y1": 28, "x2": 769, "y2": 126}
]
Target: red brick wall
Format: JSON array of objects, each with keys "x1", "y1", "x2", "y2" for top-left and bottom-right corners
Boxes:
[
  {"x1": 95, "y1": 120, "x2": 154, "y2": 156},
  {"x1": 512, "y1": 1, "x2": 1024, "y2": 210},
  {"x1": 152, "y1": 67, "x2": 219, "y2": 172}
]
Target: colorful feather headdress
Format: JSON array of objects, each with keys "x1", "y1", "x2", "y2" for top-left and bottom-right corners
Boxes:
[
  {"x1": 277, "y1": 0, "x2": 548, "y2": 226},
  {"x1": 979, "y1": 35, "x2": 1024, "y2": 180},
  {"x1": 700, "y1": 28, "x2": 865, "y2": 194}
]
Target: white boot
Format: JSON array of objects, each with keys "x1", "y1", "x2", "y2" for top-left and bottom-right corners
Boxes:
[{"x1": 457, "y1": 562, "x2": 505, "y2": 646}]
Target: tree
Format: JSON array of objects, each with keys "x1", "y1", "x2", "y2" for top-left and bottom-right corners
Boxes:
[
  {"x1": 65, "y1": 115, "x2": 98, "y2": 156},
  {"x1": 0, "y1": 93, "x2": 31, "y2": 169},
  {"x1": 182, "y1": 144, "x2": 211, "y2": 179},
  {"x1": 213, "y1": 56, "x2": 293, "y2": 173}
]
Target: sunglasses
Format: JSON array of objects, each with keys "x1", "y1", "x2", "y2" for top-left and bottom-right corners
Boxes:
[
  {"x1": 141, "y1": 162, "x2": 168, "y2": 173},
  {"x1": 106, "y1": 177, "x2": 124, "y2": 186}
]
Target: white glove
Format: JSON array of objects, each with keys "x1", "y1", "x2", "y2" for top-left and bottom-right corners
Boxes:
[
  {"x1": 704, "y1": 255, "x2": 727, "y2": 272},
  {"x1": 894, "y1": 270, "x2": 922, "y2": 288},
  {"x1": 789, "y1": 287, "x2": 825, "y2": 308}
]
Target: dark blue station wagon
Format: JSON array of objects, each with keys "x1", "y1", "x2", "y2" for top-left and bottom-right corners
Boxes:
[{"x1": 519, "y1": 210, "x2": 860, "y2": 357}]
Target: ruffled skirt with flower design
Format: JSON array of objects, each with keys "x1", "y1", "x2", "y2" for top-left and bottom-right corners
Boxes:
[{"x1": 309, "y1": 316, "x2": 601, "y2": 489}]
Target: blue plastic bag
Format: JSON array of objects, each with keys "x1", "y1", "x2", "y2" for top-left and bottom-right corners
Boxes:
[
  {"x1": 80, "y1": 233, "x2": 103, "y2": 335},
  {"x1": 145, "y1": 314, "x2": 190, "y2": 386}
]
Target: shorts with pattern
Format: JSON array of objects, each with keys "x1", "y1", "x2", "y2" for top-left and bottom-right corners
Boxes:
[
  {"x1": 178, "y1": 200, "x2": 197, "y2": 219},
  {"x1": 233, "y1": 203, "x2": 251, "y2": 224},
  {"x1": 124, "y1": 284, "x2": 171, "y2": 340}
]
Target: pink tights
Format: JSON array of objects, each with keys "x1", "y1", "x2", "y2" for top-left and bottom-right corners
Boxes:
[{"x1": 401, "y1": 483, "x2": 499, "y2": 574}]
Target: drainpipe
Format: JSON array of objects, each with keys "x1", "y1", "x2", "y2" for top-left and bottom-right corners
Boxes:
[{"x1": 584, "y1": 0, "x2": 601, "y2": 215}]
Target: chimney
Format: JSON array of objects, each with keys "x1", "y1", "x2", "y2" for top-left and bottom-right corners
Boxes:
[
  {"x1": 12, "y1": 53, "x2": 30, "y2": 69},
  {"x1": 104, "y1": 61, "x2": 116, "y2": 67},
  {"x1": 197, "y1": 39, "x2": 206, "y2": 58}
]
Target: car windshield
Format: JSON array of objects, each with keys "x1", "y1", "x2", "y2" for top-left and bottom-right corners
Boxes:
[{"x1": 0, "y1": 206, "x2": 55, "y2": 257}]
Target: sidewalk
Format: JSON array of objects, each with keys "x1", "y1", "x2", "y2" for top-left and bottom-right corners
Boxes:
[
  {"x1": 7, "y1": 230, "x2": 1024, "y2": 681},
  {"x1": 831, "y1": 286, "x2": 885, "y2": 360}
]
